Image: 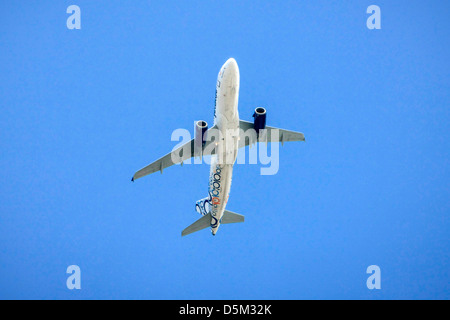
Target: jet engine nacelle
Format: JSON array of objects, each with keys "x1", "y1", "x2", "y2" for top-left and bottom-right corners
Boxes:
[
  {"x1": 252, "y1": 107, "x2": 267, "y2": 135},
  {"x1": 195, "y1": 120, "x2": 208, "y2": 149}
]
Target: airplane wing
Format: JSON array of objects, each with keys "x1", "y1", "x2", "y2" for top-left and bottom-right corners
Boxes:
[
  {"x1": 132, "y1": 125, "x2": 218, "y2": 181},
  {"x1": 238, "y1": 120, "x2": 305, "y2": 148}
]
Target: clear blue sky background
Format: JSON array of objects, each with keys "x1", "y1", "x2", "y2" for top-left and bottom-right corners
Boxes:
[{"x1": 0, "y1": 1, "x2": 449, "y2": 299}]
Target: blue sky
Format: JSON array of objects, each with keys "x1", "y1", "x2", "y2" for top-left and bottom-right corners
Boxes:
[{"x1": 0, "y1": 1, "x2": 449, "y2": 299}]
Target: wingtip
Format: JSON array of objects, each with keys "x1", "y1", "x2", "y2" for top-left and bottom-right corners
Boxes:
[{"x1": 131, "y1": 177, "x2": 134, "y2": 182}]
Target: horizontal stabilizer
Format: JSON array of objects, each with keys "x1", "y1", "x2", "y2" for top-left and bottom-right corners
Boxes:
[
  {"x1": 182, "y1": 213, "x2": 211, "y2": 237},
  {"x1": 221, "y1": 210, "x2": 245, "y2": 224}
]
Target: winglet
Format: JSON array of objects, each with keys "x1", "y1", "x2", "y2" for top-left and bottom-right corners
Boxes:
[{"x1": 131, "y1": 177, "x2": 134, "y2": 182}]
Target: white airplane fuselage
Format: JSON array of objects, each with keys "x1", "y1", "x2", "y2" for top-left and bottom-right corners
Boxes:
[{"x1": 207, "y1": 58, "x2": 240, "y2": 235}]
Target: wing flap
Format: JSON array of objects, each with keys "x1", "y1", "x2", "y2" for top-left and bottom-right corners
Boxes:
[
  {"x1": 238, "y1": 120, "x2": 305, "y2": 148},
  {"x1": 132, "y1": 125, "x2": 218, "y2": 181}
]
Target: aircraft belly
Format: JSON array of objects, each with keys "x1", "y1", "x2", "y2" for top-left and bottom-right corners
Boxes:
[
  {"x1": 209, "y1": 57, "x2": 240, "y2": 235},
  {"x1": 209, "y1": 160, "x2": 233, "y2": 234}
]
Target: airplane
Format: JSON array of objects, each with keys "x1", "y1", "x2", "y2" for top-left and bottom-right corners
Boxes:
[{"x1": 131, "y1": 58, "x2": 305, "y2": 236}]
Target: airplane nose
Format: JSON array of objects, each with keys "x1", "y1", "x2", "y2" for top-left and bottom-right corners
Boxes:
[
  {"x1": 220, "y1": 58, "x2": 239, "y2": 88},
  {"x1": 225, "y1": 58, "x2": 238, "y2": 74},
  {"x1": 220, "y1": 58, "x2": 239, "y2": 77}
]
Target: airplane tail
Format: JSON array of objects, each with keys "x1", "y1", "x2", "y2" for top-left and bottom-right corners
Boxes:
[
  {"x1": 195, "y1": 194, "x2": 212, "y2": 216},
  {"x1": 181, "y1": 210, "x2": 245, "y2": 237},
  {"x1": 221, "y1": 210, "x2": 245, "y2": 224}
]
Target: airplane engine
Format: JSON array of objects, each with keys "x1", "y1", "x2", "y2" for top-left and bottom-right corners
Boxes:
[
  {"x1": 195, "y1": 120, "x2": 208, "y2": 149},
  {"x1": 252, "y1": 107, "x2": 266, "y2": 135}
]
